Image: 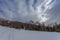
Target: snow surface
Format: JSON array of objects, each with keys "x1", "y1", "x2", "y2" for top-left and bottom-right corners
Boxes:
[{"x1": 0, "y1": 26, "x2": 60, "y2": 40}]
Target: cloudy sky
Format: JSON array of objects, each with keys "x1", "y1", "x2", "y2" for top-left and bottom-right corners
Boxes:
[{"x1": 0, "y1": 0, "x2": 60, "y2": 25}]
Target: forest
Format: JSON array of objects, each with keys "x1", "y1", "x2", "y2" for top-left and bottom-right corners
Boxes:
[{"x1": 0, "y1": 18, "x2": 60, "y2": 32}]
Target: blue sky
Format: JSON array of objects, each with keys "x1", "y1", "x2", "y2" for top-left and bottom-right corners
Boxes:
[{"x1": 0, "y1": 0, "x2": 60, "y2": 25}]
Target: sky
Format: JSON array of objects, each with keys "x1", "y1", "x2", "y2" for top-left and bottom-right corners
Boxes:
[{"x1": 0, "y1": 0, "x2": 60, "y2": 25}]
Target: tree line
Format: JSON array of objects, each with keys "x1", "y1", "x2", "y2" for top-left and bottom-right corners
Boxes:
[{"x1": 0, "y1": 19, "x2": 60, "y2": 32}]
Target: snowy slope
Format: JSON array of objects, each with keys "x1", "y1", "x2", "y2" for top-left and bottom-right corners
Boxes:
[{"x1": 0, "y1": 26, "x2": 60, "y2": 40}]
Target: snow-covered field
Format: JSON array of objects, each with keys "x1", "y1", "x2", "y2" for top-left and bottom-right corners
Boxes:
[{"x1": 0, "y1": 26, "x2": 60, "y2": 40}]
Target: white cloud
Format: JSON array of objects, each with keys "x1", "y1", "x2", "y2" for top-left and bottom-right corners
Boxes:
[
  {"x1": 0, "y1": 0, "x2": 56, "y2": 23},
  {"x1": 35, "y1": 0, "x2": 55, "y2": 23}
]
